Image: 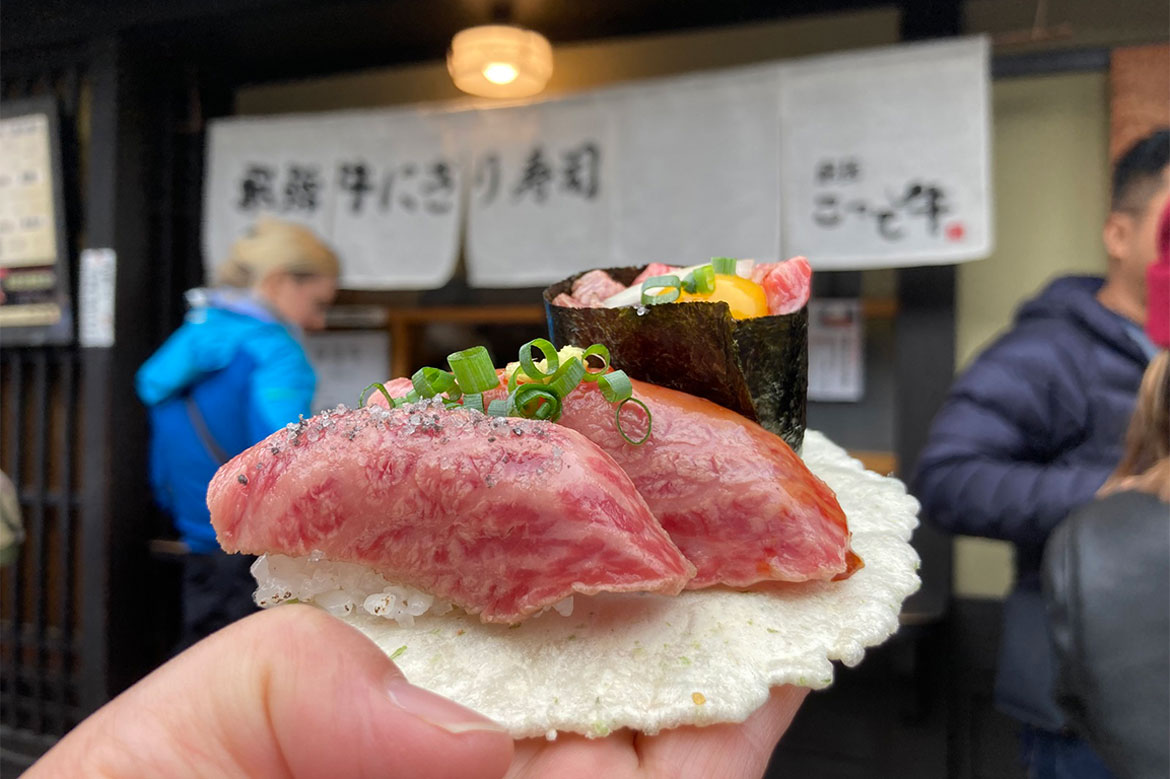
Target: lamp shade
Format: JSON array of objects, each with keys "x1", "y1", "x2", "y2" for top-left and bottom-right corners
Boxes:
[{"x1": 447, "y1": 24, "x2": 553, "y2": 98}]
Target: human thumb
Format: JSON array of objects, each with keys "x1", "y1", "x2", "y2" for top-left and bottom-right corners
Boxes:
[{"x1": 28, "y1": 604, "x2": 514, "y2": 778}]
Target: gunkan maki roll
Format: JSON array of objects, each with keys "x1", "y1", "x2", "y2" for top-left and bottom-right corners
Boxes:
[{"x1": 544, "y1": 257, "x2": 811, "y2": 451}]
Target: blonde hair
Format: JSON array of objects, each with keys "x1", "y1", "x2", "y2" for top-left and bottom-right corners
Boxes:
[
  {"x1": 216, "y1": 217, "x2": 340, "y2": 288},
  {"x1": 1100, "y1": 351, "x2": 1170, "y2": 501}
]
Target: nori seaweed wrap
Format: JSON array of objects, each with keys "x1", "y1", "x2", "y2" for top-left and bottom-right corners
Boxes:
[{"x1": 544, "y1": 266, "x2": 808, "y2": 451}]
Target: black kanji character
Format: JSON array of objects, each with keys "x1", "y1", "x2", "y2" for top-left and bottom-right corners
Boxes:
[
  {"x1": 282, "y1": 165, "x2": 321, "y2": 212},
  {"x1": 474, "y1": 154, "x2": 501, "y2": 206},
  {"x1": 238, "y1": 164, "x2": 276, "y2": 210},
  {"x1": 875, "y1": 208, "x2": 903, "y2": 240},
  {"x1": 839, "y1": 158, "x2": 862, "y2": 182},
  {"x1": 561, "y1": 142, "x2": 600, "y2": 199},
  {"x1": 338, "y1": 162, "x2": 373, "y2": 213},
  {"x1": 420, "y1": 161, "x2": 455, "y2": 214},
  {"x1": 813, "y1": 194, "x2": 841, "y2": 227},
  {"x1": 900, "y1": 181, "x2": 949, "y2": 234},
  {"x1": 816, "y1": 160, "x2": 836, "y2": 184},
  {"x1": 513, "y1": 147, "x2": 554, "y2": 203}
]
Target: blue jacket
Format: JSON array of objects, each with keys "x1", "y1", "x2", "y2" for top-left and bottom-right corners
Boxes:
[
  {"x1": 913, "y1": 275, "x2": 1149, "y2": 729},
  {"x1": 136, "y1": 290, "x2": 316, "y2": 553}
]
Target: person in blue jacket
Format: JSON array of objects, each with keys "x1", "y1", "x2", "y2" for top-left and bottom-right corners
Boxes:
[
  {"x1": 137, "y1": 217, "x2": 339, "y2": 649},
  {"x1": 913, "y1": 128, "x2": 1168, "y2": 777}
]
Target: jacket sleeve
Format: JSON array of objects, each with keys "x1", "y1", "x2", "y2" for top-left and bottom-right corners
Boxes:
[
  {"x1": 911, "y1": 329, "x2": 1112, "y2": 546},
  {"x1": 244, "y1": 329, "x2": 317, "y2": 442}
]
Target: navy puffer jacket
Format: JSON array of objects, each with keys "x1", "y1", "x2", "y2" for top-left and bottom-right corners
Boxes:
[{"x1": 913, "y1": 275, "x2": 1149, "y2": 729}]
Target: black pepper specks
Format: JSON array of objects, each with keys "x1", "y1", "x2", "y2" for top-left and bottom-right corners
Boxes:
[{"x1": 237, "y1": 473, "x2": 248, "y2": 485}]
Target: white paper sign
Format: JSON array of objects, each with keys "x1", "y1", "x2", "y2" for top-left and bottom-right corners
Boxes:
[
  {"x1": 610, "y1": 65, "x2": 783, "y2": 266},
  {"x1": 464, "y1": 96, "x2": 613, "y2": 287},
  {"x1": 203, "y1": 109, "x2": 464, "y2": 290},
  {"x1": 463, "y1": 66, "x2": 786, "y2": 286},
  {"x1": 304, "y1": 330, "x2": 391, "y2": 413},
  {"x1": 204, "y1": 37, "x2": 992, "y2": 289},
  {"x1": 0, "y1": 113, "x2": 58, "y2": 268},
  {"x1": 807, "y1": 299, "x2": 863, "y2": 402},
  {"x1": 78, "y1": 248, "x2": 116, "y2": 348},
  {"x1": 779, "y1": 37, "x2": 992, "y2": 269}
]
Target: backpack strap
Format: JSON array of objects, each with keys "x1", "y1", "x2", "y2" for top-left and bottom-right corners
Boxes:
[{"x1": 184, "y1": 393, "x2": 230, "y2": 466}]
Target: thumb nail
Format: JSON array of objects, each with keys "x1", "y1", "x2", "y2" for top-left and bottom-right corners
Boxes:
[{"x1": 386, "y1": 676, "x2": 508, "y2": 735}]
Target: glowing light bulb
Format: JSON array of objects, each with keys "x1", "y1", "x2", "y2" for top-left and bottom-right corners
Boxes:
[{"x1": 482, "y1": 62, "x2": 519, "y2": 85}]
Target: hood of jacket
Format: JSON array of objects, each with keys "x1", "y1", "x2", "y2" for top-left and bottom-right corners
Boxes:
[{"x1": 1014, "y1": 276, "x2": 1148, "y2": 364}]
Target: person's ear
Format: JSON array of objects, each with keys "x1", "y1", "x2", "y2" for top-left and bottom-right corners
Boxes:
[
  {"x1": 255, "y1": 271, "x2": 287, "y2": 300},
  {"x1": 1103, "y1": 211, "x2": 1133, "y2": 262}
]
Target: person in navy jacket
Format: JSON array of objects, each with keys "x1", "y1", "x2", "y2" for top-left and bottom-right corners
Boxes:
[
  {"x1": 914, "y1": 128, "x2": 1168, "y2": 777},
  {"x1": 137, "y1": 217, "x2": 339, "y2": 649}
]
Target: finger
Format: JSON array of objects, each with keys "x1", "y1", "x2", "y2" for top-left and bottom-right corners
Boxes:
[
  {"x1": 634, "y1": 685, "x2": 809, "y2": 779},
  {"x1": 28, "y1": 605, "x2": 514, "y2": 779},
  {"x1": 508, "y1": 731, "x2": 639, "y2": 779}
]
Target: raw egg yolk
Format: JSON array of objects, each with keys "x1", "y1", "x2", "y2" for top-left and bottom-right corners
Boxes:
[{"x1": 676, "y1": 274, "x2": 769, "y2": 318}]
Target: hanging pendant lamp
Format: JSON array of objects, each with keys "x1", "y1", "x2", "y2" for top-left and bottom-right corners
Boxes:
[{"x1": 447, "y1": 24, "x2": 554, "y2": 99}]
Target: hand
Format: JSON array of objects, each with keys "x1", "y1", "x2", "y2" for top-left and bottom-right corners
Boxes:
[
  {"x1": 505, "y1": 686, "x2": 807, "y2": 779},
  {"x1": 27, "y1": 605, "x2": 805, "y2": 779},
  {"x1": 27, "y1": 605, "x2": 513, "y2": 779}
]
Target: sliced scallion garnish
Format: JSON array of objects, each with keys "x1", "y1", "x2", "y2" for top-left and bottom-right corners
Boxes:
[
  {"x1": 513, "y1": 383, "x2": 562, "y2": 422},
  {"x1": 358, "y1": 382, "x2": 394, "y2": 408},
  {"x1": 597, "y1": 370, "x2": 633, "y2": 403},
  {"x1": 359, "y1": 340, "x2": 650, "y2": 444},
  {"x1": 582, "y1": 344, "x2": 611, "y2": 380},
  {"x1": 615, "y1": 397, "x2": 652, "y2": 446},
  {"x1": 462, "y1": 393, "x2": 485, "y2": 414},
  {"x1": 519, "y1": 338, "x2": 560, "y2": 381},
  {"x1": 412, "y1": 367, "x2": 455, "y2": 399},
  {"x1": 640, "y1": 274, "x2": 681, "y2": 305},
  {"x1": 448, "y1": 346, "x2": 500, "y2": 394},
  {"x1": 691, "y1": 264, "x2": 716, "y2": 294},
  {"x1": 710, "y1": 257, "x2": 737, "y2": 275},
  {"x1": 547, "y1": 356, "x2": 585, "y2": 398}
]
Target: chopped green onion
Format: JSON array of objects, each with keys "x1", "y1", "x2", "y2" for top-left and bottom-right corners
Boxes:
[
  {"x1": 547, "y1": 356, "x2": 585, "y2": 398},
  {"x1": 710, "y1": 257, "x2": 737, "y2": 275},
  {"x1": 447, "y1": 346, "x2": 500, "y2": 394},
  {"x1": 462, "y1": 393, "x2": 485, "y2": 414},
  {"x1": 691, "y1": 264, "x2": 716, "y2": 294},
  {"x1": 582, "y1": 344, "x2": 611, "y2": 380},
  {"x1": 412, "y1": 367, "x2": 455, "y2": 399},
  {"x1": 513, "y1": 383, "x2": 562, "y2": 422},
  {"x1": 598, "y1": 370, "x2": 633, "y2": 403},
  {"x1": 519, "y1": 338, "x2": 560, "y2": 381},
  {"x1": 358, "y1": 382, "x2": 394, "y2": 408},
  {"x1": 640, "y1": 274, "x2": 681, "y2": 305},
  {"x1": 615, "y1": 397, "x2": 652, "y2": 445},
  {"x1": 356, "y1": 340, "x2": 651, "y2": 446},
  {"x1": 680, "y1": 272, "x2": 697, "y2": 294}
]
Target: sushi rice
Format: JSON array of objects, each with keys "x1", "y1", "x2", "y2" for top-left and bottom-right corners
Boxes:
[{"x1": 252, "y1": 552, "x2": 574, "y2": 626}]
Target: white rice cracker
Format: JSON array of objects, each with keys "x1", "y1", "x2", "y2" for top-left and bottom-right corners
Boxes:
[{"x1": 328, "y1": 430, "x2": 921, "y2": 739}]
